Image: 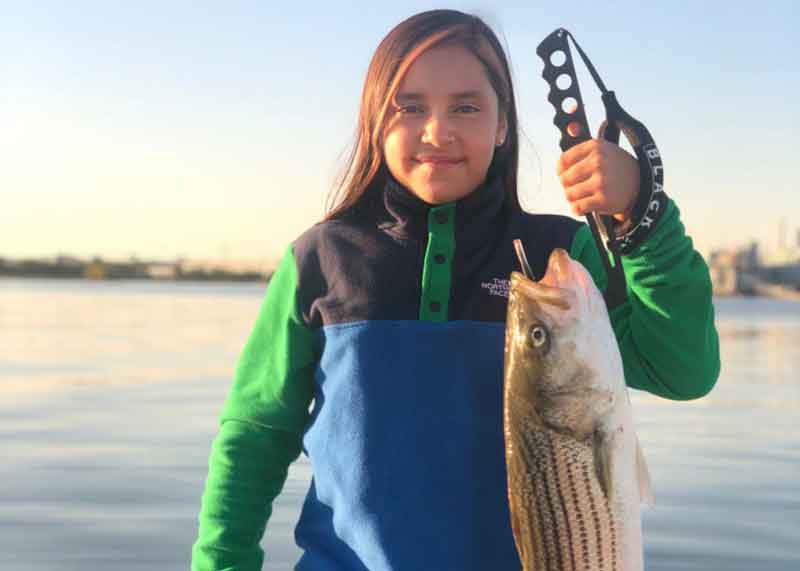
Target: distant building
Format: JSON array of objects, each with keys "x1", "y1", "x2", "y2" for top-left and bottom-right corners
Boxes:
[
  {"x1": 708, "y1": 250, "x2": 744, "y2": 295},
  {"x1": 84, "y1": 258, "x2": 147, "y2": 280},
  {"x1": 764, "y1": 221, "x2": 800, "y2": 266},
  {"x1": 145, "y1": 262, "x2": 179, "y2": 280},
  {"x1": 85, "y1": 259, "x2": 106, "y2": 280},
  {"x1": 55, "y1": 255, "x2": 84, "y2": 269},
  {"x1": 709, "y1": 241, "x2": 800, "y2": 298},
  {"x1": 179, "y1": 258, "x2": 271, "y2": 275}
]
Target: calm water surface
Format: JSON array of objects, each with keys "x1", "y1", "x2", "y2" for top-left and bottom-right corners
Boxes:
[{"x1": 1, "y1": 278, "x2": 798, "y2": 570}]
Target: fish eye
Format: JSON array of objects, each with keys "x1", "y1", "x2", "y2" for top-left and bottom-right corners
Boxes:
[{"x1": 528, "y1": 324, "x2": 549, "y2": 349}]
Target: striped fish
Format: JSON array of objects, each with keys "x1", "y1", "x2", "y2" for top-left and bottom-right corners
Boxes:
[{"x1": 503, "y1": 247, "x2": 653, "y2": 571}]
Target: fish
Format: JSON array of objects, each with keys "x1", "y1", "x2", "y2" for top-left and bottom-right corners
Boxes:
[{"x1": 503, "y1": 246, "x2": 653, "y2": 571}]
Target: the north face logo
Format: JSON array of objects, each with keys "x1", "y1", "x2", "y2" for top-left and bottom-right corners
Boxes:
[{"x1": 481, "y1": 278, "x2": 510, "y2": 298}]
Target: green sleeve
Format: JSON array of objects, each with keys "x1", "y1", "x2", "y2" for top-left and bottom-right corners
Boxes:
[
  {"x1": 572, "y1": 200, "x2": 720, "y2": 400},
  {"x1": 192, "y1": 244, "x2": 317, "y2": 570}
]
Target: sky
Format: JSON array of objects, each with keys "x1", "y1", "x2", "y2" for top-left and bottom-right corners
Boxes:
[{"x1": 2, "y1": 0, "x2": 798, "y2": 266}]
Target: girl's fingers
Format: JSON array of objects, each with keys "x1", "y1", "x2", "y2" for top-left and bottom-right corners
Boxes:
[
  {"x1": 559, "y1": 155, "x2": 594, "y2": 189},
  {"x1": 563, "y1": 179, "x2": 595, "y2": 204},
  {"x1": 556, "y1": 139, "x2": 595, "y2": 175},
  {"x1": 569, "y1": 194, "x2": 603, "y2": 217}
]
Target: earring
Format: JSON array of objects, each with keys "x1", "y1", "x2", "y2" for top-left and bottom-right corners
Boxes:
[{"x1": 496, "y1": 138, "x2": 505, "y2": 147}]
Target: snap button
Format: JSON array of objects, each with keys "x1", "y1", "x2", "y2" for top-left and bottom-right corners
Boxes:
[
  {"x1": 434, "y1": 254, "x2": 446, "y2": 264},
  {"x1": 429, "y1": 301, "x2": 441, "y2": 312},
  {"x1": 434, "y1": 211, "x2": 448, "y2": 224}
]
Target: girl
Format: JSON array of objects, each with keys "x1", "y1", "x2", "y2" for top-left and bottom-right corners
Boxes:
[{"x1": 192, "y1": 9, "x2": 719, "y2": 571}]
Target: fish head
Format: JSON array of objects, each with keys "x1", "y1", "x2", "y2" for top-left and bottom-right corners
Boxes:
[{"x1": 504, "y1": 248, "x2": 619, "y2": 439}]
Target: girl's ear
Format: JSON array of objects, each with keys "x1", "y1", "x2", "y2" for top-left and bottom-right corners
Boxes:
[{"x1": 496, "y1": 113, "x2": 509, "y2": 147}]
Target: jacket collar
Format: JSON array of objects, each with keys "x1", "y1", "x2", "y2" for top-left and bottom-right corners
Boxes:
[{"x1": 379, "y1": 174, "x2": 507, "y2": 253}]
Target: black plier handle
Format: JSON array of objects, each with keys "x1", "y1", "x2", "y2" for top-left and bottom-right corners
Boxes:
[{"x1": 536, "y1": 28, "x2": 667, "y2": 310}]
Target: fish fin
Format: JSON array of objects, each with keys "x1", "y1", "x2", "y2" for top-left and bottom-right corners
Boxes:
[
  {"x1": 635, "y1": 434, "x2": 655, "y2": 507},
  {"x1": 593, "y1": 429, "x2": 614, "y2": 501}
]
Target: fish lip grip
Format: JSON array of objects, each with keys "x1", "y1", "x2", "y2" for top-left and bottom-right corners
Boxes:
[
  {"x1": 536, "y1": 28, "x2": 668, "y2": 309},
  {"x1": 537, "y1": 29, "x2": 593, "y2": 152}
]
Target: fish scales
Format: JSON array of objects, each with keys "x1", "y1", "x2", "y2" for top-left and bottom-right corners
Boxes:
[
  {"x1": 503, "y1": 248, "x2": 651, "y2": 571},
  {"x1": 507, "y1": 398, "x2": 619, "y2": 571}
]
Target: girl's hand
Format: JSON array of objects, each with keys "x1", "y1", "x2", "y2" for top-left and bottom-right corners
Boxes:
[{"x1": 555, "y1": 131, "x2": 640, "y2": 222}]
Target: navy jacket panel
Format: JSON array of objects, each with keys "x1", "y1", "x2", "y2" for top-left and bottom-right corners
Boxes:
[{"x1": 291, "y1": 174, "x2": 583, "y2": 327}]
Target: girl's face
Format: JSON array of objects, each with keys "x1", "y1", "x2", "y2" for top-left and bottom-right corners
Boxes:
[{"x1": 383, "y1": 43, "x2": 507, "y2": 205}]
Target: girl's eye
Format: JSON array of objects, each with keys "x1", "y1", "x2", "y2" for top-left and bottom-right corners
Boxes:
[
  {"x1": 455, "y1": 105, "x2": 480, "y2": 113},
  {"x1": 397, "y1": 105, "x2": 423, "y2": 114}
]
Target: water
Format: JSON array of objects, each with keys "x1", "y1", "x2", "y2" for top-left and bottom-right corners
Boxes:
[{"x1": 1, "y1": 279, "x2": 798, "y2": 570}]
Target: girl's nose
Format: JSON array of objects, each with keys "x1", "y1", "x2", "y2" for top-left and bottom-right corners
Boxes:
[{"x1": 421, "y1": 114, "x2": 455, "y2": 147}]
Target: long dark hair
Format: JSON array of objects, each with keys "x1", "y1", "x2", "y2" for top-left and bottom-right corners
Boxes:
[{"x1": 324, "y1": 9, "x2": 520, "y2": 220}]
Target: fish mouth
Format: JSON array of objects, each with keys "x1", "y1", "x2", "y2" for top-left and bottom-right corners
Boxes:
[
  {"x1": 511, "y1": 273, "x2": 571, "y2": 309},
  {"x1": 541, "y1": 248, "x2": 572, "y2": 287},
  {"x1": 510, "y1": 249, "x2": 574, "y2": 310}
]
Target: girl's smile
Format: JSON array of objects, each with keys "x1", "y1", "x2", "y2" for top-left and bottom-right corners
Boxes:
[{"x1": 415, "y1": 157, "x2": 465, "y2": 168}]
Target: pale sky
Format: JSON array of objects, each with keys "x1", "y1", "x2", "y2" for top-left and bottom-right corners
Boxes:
[{"x1": 2, "y1": 0, "x2": 798, "y2": 266}]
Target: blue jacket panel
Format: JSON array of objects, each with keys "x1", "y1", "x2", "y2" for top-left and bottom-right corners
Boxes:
[{"x1": 295, "y1": 320, "x2": 518, "y2": 570}]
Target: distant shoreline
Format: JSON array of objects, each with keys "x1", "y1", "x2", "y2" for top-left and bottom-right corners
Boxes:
[
  {"x1": 0, "y1": 257, "x2": 272, "y2": 283},
  {"x1": 0, "y1": 273, "x2": 268, "y2": 284}
]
